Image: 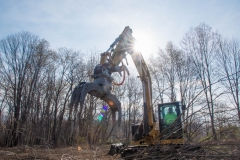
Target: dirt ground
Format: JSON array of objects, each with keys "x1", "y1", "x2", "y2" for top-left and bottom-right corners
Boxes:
[
  {"x1": 0, "y1": 145, "x2": 120, "y2": 160},
  {"x1": 1, "y1": 141, "x2": 240, "y2": 160}
]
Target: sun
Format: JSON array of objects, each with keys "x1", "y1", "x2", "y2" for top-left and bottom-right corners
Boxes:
[
  {"x1": 133, "y1": 39, "x2": 143, "y2": 52},
  {"x1": 132, "y1": 30, "x2": 155, "y2": 58}
]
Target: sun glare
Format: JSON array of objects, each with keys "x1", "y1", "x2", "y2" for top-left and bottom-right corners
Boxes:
[{"x1": 133, "y1": 31, "x2": 155, "y2": 58}]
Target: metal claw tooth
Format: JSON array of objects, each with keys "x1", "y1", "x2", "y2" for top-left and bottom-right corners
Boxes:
[{"x1": 101, "y1": 93, "x2": 121, "y2": 127}]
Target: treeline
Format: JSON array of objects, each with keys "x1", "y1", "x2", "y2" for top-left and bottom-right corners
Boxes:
[
  {"x1": 0, "y1": 23, "x2": 239, "y2": 147},
  {"x1": 149, "y1": 23, "x2": 240, "y2": 141}
]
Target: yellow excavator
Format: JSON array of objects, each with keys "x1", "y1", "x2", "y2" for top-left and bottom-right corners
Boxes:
[{"x1": 70, "y1": 26, "x2": 191, "y2": 158}]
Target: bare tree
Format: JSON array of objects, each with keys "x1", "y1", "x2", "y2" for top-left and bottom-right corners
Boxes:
[
  {"x1": 181, "y1": 23, "x2": 221, "y2": 140},
  {"x1": 159, "y1": 42, "x2": 179, "y2": 102},
  {"x1": 148, "y1": 56, "x2": 167, "y2": 104},
  {"x1": 217, "y1": 38, "x2": 240, "y2": 123},
  {"x1": 0, "y1": 32, "x2": 49, "y2": 146},
  {"x1": 125, "y1": 75, "x2": 142, "y2": 139}
]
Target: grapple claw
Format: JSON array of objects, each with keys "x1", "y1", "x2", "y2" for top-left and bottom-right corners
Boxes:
[
  {"x1": 70, "y1": 40, "x2": 131, "y2": 127},
  {"x1": 70, "y1": 82, "x2": 121, "y2": 126}
]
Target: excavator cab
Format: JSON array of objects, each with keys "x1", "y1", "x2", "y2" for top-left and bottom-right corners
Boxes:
[
  {"x1": 119, "y1": 102, "x2": 185, "y2": 158},
  {"x1": 158, "y1": 102, "x2": 185, "y2": 142}
]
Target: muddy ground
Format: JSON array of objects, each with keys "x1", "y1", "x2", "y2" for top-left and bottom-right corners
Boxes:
[{"x1": 0, "y1": 145, "x2": 120, "y2": 160}]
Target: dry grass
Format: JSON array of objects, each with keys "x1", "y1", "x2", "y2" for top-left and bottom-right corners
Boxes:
[{"x1": 0, "y1": 145, "x2": 119, "y2": 160}]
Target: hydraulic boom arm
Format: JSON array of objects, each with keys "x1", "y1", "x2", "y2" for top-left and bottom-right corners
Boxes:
[{"x1": 70, "y1": 27, "x2": 154, "y2": 134}]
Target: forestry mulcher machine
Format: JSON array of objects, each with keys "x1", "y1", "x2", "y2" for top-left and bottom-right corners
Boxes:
[{"x1": 70, "y1": 27, "x2": 200, "y2": 159}]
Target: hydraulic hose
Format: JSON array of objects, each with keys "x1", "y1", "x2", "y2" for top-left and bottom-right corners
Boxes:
[{"x1": 113, "y1": 62, "x2": 126, "y2": 86}]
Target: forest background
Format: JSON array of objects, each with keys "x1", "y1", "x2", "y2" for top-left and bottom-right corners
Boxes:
[
  {"x1": 0, "y1": 0, "x2": 240, "y2": 149},
  {"x1": 0, "y1": 22, "x2": 240, "y2": 147}
]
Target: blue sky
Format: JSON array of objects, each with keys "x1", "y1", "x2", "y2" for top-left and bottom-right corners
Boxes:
[{"x1": 0, "y1": 0, "x2": 239, "y2": 58}]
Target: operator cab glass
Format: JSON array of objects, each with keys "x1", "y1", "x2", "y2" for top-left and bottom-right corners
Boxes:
[{"x1": 158, "y1": 102, "x2": 183, "y2": 140}]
